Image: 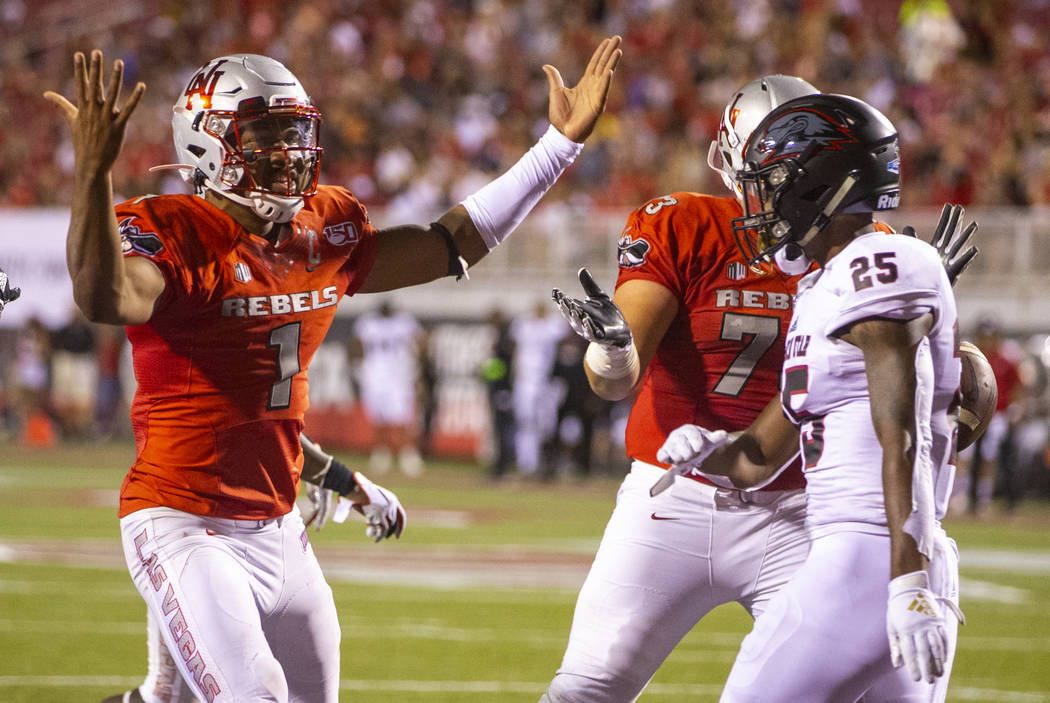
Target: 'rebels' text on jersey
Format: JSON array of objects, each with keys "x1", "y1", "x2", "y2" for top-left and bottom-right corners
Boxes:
[
  {"x1": 615, "y1": 192, "x2": 806, "y2": 490},
  {"x1": 116, "y1": 186, "x2": 378, "y2": 520}
]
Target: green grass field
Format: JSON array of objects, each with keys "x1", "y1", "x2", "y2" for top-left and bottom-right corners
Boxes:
[{"x1": 1, "y1": 443, "x2": 1049, "y2": 702}]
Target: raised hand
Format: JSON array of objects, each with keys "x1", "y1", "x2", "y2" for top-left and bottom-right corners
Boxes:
[
  {"x1": 544, "y1": 35, "x2": 622, "y2": 143},
  {"x1": 902, "y1": 203, "x2": 978, "y2": 286},
  {"x1": 43, "y1": 50, "x2": 146, "y2": 174},
  {"x1": 552, "y1": 268, "x2": 632, "y2": 348}
]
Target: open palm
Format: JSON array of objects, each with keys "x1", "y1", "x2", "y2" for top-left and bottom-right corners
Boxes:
[{"x1": 544, "y1": 35, "x2": 622, "y2": 143}]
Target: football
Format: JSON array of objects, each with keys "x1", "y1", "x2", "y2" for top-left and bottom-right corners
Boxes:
[{"x1": 957, "y1": 341, "x2": 998, "y2": 450}]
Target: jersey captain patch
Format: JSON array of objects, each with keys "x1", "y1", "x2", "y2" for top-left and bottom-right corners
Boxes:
[
  {"x1": 618, "y1": 232, "x2": 651, "y2": 268},
  {"x1": 119, "y1": 217, "x2": 164, "y2": 257}
]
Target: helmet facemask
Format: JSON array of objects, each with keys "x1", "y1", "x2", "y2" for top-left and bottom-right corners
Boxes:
[{"x1": 211, "y1": 100, "x2": 322, "y2": 204}]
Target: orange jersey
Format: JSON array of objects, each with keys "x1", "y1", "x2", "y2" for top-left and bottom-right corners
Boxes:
[
  {"x1": 616, "y1": 193, "x2": 806, "y2": 490},
  {"x1": 116, "y1": 186, "x2": 378, "y2": 519}
]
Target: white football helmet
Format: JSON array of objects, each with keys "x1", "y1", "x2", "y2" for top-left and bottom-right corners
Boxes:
[
  {"x1": 170, "y1": 54, "x2": 322, "y2": 223},
  {"x1": 707, "y1": 74, "x2": 819, "y2": 200}
]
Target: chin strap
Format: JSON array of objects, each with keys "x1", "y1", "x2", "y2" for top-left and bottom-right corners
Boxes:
[
  {"x1": 149, "y1": 164, "x2": 305, "y2": 223},
  {"x1": 794, "y1": 171, "x2": 859, "y2": 250}
]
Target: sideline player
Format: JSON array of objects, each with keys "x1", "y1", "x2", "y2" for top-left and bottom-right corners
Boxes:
[
  {"x1": 542, "y1": 74, "x2": 820, "y2": 703},
  {"x1": 351, "y1": 300, "x2": 425, "y2": 476},
  {"x1": 47, "y1": 37, "x2": 620, "y2": 703},
  {"x1": 657, "y1": 93, "x2": 965, "y2": 702}
]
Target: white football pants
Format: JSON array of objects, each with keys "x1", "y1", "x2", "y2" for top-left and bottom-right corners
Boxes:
[
  {"x1": 543, "y1": 461, "x2": 809, "y2": 702},
  {"x1": 720, "y1": 528, "x2": 960, "y2": 703},
  {"x1": 120, "y1": 505, "x2": 340, "y2": 703}
]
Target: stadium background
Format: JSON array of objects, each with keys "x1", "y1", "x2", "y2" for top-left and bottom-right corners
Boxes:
[{"x1": 1, "y1": 1, "x2": 1049, "y2": 701}]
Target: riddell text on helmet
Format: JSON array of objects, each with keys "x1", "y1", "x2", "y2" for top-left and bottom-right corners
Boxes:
[{"x1": 133, "y1": 529, "x2": 222, "y2": 702}]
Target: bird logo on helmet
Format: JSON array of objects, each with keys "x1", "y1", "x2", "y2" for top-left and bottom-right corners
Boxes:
[
  {"x1": 755, "y1": 109, "x2": 857, "y2": 164},
  {"x1": 157, "y1": 54, "x2": 324, "y2": 223}
]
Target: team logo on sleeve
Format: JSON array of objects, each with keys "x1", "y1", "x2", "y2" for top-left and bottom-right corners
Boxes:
[
  {"x1": 617, "y1": 232, "x2": 651, "y2": 268},
  {"x1": 118, "y1": 217, "x2": 164, "y2": 257}
]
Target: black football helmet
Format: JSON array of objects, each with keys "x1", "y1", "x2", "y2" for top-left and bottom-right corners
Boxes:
[{"x1": 731, "y1": 94, "x2": 901, "y2": 265}]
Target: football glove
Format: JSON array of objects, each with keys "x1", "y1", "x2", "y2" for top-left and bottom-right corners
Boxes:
[
  {"x1": 0, "y1": 268, "x2": 21, "y2": 317},
  {"x1": 351, "y1": 472, "x2": 406, "y2": 542},
  {"x1": 887, "y1": 570, "x2": 949, "y2": 683},
  {"x1": 650, "y1": 426, "x2": 730, "y2": 496},
  {"x1": 303, "y1": 483, "x2": 339, "y2": 531},
  {"x1": 902, "y1": 203, "x2": 978, "y2": 286},
  {"x1": 552, "y1": 267, "x2": 632, "y2": 349}
]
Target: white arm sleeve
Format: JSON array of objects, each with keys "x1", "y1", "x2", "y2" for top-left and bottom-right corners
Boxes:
[{"x1": 461, "y1": 125, "x2": 583, "y2": 250}]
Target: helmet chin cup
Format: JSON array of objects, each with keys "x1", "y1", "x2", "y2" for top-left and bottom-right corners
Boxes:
[
  {"x1": 216, "y1": 183, "x2": 305, "y2": 223},
  {"x1": 773, "y1": 243, "x2": 810, "y2": 275}
]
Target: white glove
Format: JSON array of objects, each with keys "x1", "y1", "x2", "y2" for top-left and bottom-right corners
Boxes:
[
  {"x1": 887, "y1": 570, "x2": 948, "y2": 683},
  {"x1": 650, "y1": 426, "x2": 730, "y2": 496},
  {"x1": 303, "y1": 483, "x2": 338, "y2": 531},
  {"x1": 352, "y1": 472, "x2": 406, "y2": 542}
]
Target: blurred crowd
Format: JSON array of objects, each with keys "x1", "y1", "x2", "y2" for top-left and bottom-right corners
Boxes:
[{"x1": 4, "y1": 0, "x2": 1050, "y2": 214}]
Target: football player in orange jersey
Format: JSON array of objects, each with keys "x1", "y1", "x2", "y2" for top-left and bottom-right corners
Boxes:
[
  {"x1": 544, "y1": 78, "x2": 976, "y2": 702},
  {"x1": 45, "y1": 37, "x2": 620, "y2": 703},
  {"x1": 541, "y1": 75, "x2": 820, "y2": 703}
]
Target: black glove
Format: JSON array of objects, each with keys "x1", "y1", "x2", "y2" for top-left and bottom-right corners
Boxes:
[
  {"x1": 902, "y1": 203, "x2": 978, "y2": 286},
  {"x1": 0, "y1": 268, "x2": 20, "y2": 317},
  {"x1": 551, "y1": 268, "x2": 632, "y2": 348}
]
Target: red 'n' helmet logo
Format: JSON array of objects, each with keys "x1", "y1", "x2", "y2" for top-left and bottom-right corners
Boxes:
[{"x1": 183, "y1": 60, "x2": 227, "y2": 110}]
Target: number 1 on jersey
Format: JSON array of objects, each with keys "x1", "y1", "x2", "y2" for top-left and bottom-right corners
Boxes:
[{"x1": 268, "y1": 322, "x2": 302, "y2": 410}]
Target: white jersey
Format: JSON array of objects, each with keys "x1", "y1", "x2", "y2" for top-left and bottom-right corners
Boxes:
[
  {"x1": 780, "y1": 231, "x2": 960, "y2": 537},
  {"x1": 353, "y1": 312, "x2": 422, "y2": 384},
  {"x1": 509, "y1": 313, "x2": 568, "y2": 386}
]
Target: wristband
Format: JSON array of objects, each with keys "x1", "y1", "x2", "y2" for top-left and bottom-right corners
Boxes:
[
  {"x1": 431, "y1": 221, "x2": 469, "y2": 281},
  {"x1": 461, "y1": 125, "x2": 583, "y2": 250},
  {"x1": 584, "y1": 340, "x2": 639, "y2": 380},
  {"x1": 321, "y1": 458, "x2": 359, "y2": 496}
]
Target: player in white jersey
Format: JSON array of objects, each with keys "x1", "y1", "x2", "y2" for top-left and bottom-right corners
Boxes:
[
  {"x1": 656, "y1": 94, "x2": 966, "y2": 702},
  {"x1": 352, "y1": 301, "x2": 425, "y2": 475},
  {"x1": 510, "y1": 301, "x2": 569, "y2": 476}
]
